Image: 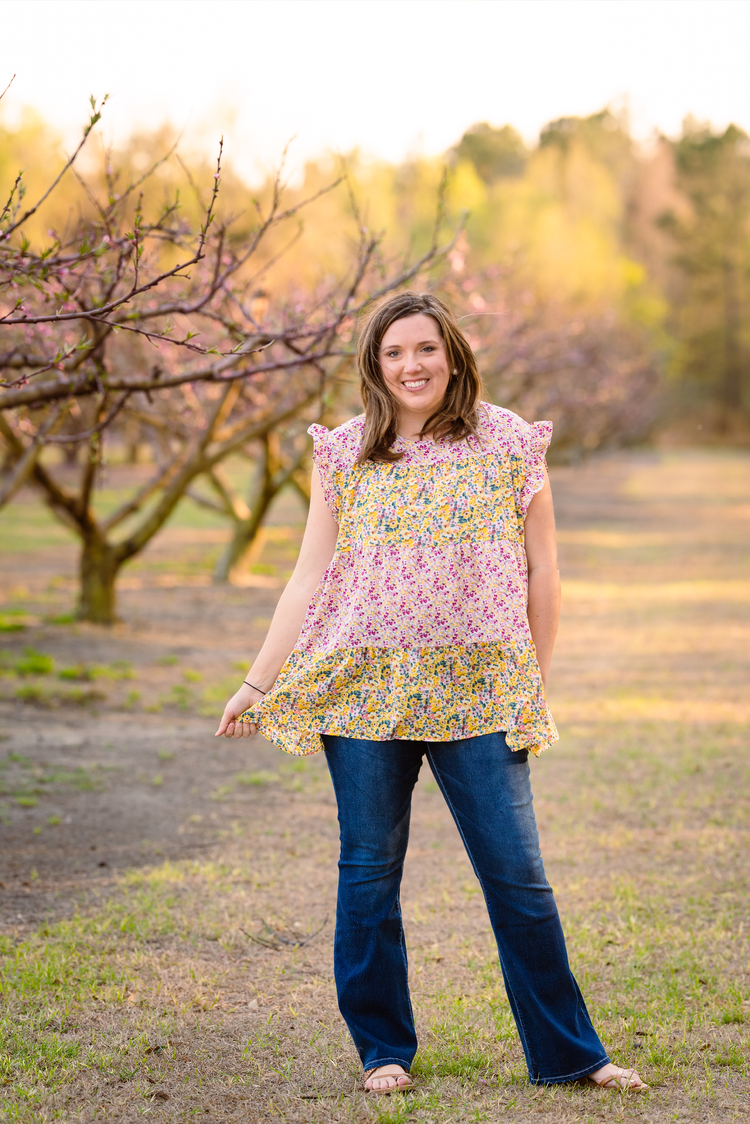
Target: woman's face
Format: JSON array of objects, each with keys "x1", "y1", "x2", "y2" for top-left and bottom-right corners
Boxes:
[{"x1": 378, "y1": 313, "x2": 452, "y2": 425}]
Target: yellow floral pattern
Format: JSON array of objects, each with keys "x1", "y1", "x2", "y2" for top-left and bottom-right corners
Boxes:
[{"x1": 241, "y1": 404, "x2": 558, "y2": 757}]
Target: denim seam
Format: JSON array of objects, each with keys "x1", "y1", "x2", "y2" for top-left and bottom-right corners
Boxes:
[
  {"x1": 426, "y1": 747, "x2": 538, "y2": 1078},
  {"x1": 365, "y1": 1057, "x2": 413, "y2": 1074},
  {"x1": 529, "y1": 1054, "x2": 611, "y2": 1085},
  {"x1": 395, "y1": 789, "x2": 418, "y2": 1044},
  {"x1": 396, "y1": 889, "x2": 417, "y2": 1040},
  {"x1": 498, "y1": 970, "x2": 537, "y2": 1078}
]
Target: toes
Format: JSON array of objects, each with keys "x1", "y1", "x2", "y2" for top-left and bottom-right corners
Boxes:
[
  {"x1": 609, "y1": 1067, "x2": 646, "y2": 1090},
  {"x1": 365, "y1": 1068, "x2": 410, "y2": 1092},
  {"x1": 368, "y1": 1077, "x2": 395, "y2": 1090}
]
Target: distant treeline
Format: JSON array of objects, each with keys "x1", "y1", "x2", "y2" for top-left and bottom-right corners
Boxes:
[
  {"x1": 2, "y1": 106, "x2": 749, "y2": 441},
  {"x1": 300, "y1": 109, "x2": 750, "y2": 442}
]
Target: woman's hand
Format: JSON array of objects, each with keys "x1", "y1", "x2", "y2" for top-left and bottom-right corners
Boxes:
[{"x1": 215, "y1": 683, "x2": 264, "y2": 739}]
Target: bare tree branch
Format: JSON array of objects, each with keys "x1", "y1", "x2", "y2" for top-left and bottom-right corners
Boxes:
[
  {"x1": 0, "y1": 401, "x2": 68, "y2": 507},
  {"x1": 44, "y1": 391, "x2": 131, "y2": 444},
  {"x1": 1, "y1": 95, "x2": 109, "y2": 241},
  {"x1": 0, "y1": 74, "x2": 15, "y2": 103}
]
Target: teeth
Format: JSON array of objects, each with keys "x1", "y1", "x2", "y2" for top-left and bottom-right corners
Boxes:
[{"x1": 404, "y1": 379, "x2": 427, "y2": 388}]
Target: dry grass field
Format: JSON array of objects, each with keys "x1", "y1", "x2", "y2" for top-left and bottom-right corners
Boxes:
[{"x1": 0, "y1": 448, "x2": 748, "y2": 1123}]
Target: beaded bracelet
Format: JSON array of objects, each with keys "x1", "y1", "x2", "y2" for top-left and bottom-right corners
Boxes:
[{"x1": 244, "y1": 681, "x2": 267, "y2": 695}]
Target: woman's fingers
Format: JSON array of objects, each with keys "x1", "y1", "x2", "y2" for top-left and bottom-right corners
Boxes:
[
  {"x1": 215, "y1": 692, "x2": 259, "y2": 738},
  {"x1": 232, "y1": 720, "x2": 257, "y2": 738},
  {"x1": 215, "y1": 706, "x2": 234, "y2": 737}
]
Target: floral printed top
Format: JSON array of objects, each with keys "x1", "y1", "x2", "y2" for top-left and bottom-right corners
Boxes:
[{"x1": 241, "y1": 402, "x2": 558, "y2": 757}]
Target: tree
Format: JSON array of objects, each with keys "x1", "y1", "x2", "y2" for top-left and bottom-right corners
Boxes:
[
  {"x1": 659, "y1": 121, "x2": 750, "y2": 429},
  {"x1": 452, "y1": 123, "x2": 528, "y2": 184},
  {"x1": 440, "y1": 243, "x2": 662, "y2": 460},
  {"x1": 197, "y1": 420, "x2": 313, "y2": 584},
  {"x1": 1, "y1": 94, "x2": 452, "y2": 621}
]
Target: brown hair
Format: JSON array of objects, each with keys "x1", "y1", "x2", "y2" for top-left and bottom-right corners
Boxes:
[{"x1": 356, "y1": 291, "x2": 484, "y2": 464}]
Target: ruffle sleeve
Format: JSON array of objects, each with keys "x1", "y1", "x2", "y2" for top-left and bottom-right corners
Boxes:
[
  {"x1": 308, "y1": 423, "x2": 342, "y2": 521},
  {"x1": 518, "y1": 420, "x2": 552, "y2": 515}
]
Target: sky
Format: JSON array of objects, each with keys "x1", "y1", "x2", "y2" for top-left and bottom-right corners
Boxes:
[{"x1": 2, "y1": 0, "x2": 750, "y2": 180}]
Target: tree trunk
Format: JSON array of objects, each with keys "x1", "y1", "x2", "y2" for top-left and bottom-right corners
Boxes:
[
  {"x1": 213, "y1": 501, "x2": 273, "y2": 582},
  {"x1": 721, "y1": 256, "x2": 744, "y2": 430},
  {"x1": 213, "y1": 434, "x2": 276, "y2": 584},
  {"x1": 77, "y1": 536, "x2": 122, "y2": 624}
]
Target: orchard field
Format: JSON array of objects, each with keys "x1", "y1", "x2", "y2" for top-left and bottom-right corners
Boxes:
[{"x1": 0, "y1": 448, "x2": 748, "y2": 1123}]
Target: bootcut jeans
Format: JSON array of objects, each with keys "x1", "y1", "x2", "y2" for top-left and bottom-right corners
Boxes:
[{"x1": 322, "y1": 730, "x2": 609, "y2": 1084}]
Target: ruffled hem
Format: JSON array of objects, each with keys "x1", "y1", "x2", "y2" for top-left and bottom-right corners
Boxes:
[
  {"x1": 246, "y1": 712, "x2": 557, "y2": 758},
  {"x1": 518, "y1": 419, "x2": 553, "y2": 514},
  {"x1": 239, "y1": 641, "x2": 558, "y2": 759},
  {"x1": 307, "y1": 423, "x2": 341, "y2": 520}
]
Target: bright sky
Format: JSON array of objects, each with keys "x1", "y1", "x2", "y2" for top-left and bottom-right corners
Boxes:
[{"x1": 3, "y1": 0, "x2": 750, "y2": 180}]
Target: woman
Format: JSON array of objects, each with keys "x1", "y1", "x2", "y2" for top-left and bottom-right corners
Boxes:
[{"x1": 216, "y1": 291, "x2": 646, "y2": 1095}]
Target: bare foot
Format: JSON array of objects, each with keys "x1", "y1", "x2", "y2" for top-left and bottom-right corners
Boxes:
[
  {"x1": 587, "y1": 1063, "x2": 648, "y2": 1092},
  {"x1": 363, "y1": 1065, "x2": 414, "y2": 1093}
]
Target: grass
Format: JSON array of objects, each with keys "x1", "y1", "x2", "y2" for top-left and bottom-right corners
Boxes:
[
  {"x1": 0, "y1": 779, "x2": 746, "y2": 1119},
  {"x1": 13, "y1": 683, "x2": 107, "y2": 708},
  {"x1": 0, "y1": 449, "x2": 748, "y2": 1121},
  {"x1": 58, "y1": 661, "x2": 134, "y2": 682},
  {"x1": 0, "y1": 915, "x2": 142, "y2": 1114},
  {"x1": 0, "y1": 651, "x2": 139, "y2": 713},
  {"x1": 0, "y1": 757, "x2": 103, "y2": 808},
  {"x1": 13, "y1": 648, "x2": 55, "y2": 677},
  {"x1": 0, "y1": 644, "x2": 241, "y2": 720}
]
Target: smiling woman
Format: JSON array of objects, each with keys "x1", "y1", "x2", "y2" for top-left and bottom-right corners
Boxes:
[
  {"x1": 356, "y1": 292, "x2": 483, "y2": 463},
  {"x1": 216, "y1": 291, "x2": 646, "y2": 1096}
]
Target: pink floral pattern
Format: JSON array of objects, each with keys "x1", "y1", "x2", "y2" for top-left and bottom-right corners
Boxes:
[{"x1": 242, "y1": 403, "x2": 558, "y2": 757}]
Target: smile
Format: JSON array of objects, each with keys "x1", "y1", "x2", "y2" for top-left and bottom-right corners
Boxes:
[{"x1": 402, "y1": 378, "x2": 429, "y2": 389}]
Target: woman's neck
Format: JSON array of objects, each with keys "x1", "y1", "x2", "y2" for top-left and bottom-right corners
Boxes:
[{"x1": 395, "y1": 409, "x2": 434, "y2": 442}]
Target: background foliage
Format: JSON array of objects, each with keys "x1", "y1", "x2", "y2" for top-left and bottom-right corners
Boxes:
[{"x1": 2, "y1": 97, "x2": 750, "y2": 621}]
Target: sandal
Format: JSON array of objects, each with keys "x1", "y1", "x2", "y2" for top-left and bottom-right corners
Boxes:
[
  {"x1": 586, "y1": 1065, "x2": 648, "y2": 1093},
  {"x1": 363, "y1": 1065, "x2": 414, "y2": 1095}
]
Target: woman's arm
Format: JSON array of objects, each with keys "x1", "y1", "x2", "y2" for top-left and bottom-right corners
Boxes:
[
  {"x1": 215, "y1": 466, "x2": 339, "y2": 738},
  {"x1": 524, "y1": 467, "x2": 561, "y2": 688}
]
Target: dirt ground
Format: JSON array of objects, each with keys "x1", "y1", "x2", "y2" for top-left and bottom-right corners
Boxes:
[{"x1": 0, "y1": 448, "x2": 748, "y2": 1123}]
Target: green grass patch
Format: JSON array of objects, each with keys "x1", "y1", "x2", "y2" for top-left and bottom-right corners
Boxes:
[
  {"x1": 123, "y1": 689, "x2": 141, "y2": 709},
  {"x1": 58, "y1": 660, "x2": 134, "y2": 682},
  {"x1": 0, "y1": 915, "x2": 134, "y2": 1115},
  {"x1": 14, "y1": 648, "x2": 55, "y2": 677},
  {"x1": 13, "y1": 684, "x2": 107, "y2": 708},
  {"x1": 0, "y1": 608, "x2": 37, "y2": 632},
  {"x1": 236, "y1": 770, "x2": 280, "y2": 787}
]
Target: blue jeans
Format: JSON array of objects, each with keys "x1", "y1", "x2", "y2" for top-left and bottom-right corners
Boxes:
[{"x1": 322, "y1": 731, "x2": 609, "y2": 1084}]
